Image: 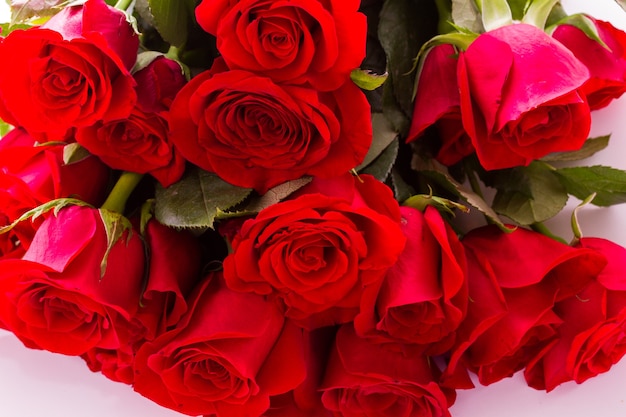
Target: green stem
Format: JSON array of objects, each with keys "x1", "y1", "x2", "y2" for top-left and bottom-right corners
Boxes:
[
  {"x1": 100, "y1": 171, "x2": 144, "y2": 214},
  {"x1": 166, "y1": 45, "x2": 179, "y2": 61},
  {"x1": 114, "y1": 0, "x2": 133, "y2": 11},
  {"x1": 530, "y1": 222, "x2": 567, "y2": 244}
]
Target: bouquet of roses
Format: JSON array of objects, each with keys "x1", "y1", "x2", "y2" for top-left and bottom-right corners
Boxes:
[{"x1": 1, "y1": 0, "x2": 626, "y2": 416}]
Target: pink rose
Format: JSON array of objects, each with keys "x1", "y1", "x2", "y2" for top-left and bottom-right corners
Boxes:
[{"x1": 458, "y1": 23, "x2": 591, "y2": 170}]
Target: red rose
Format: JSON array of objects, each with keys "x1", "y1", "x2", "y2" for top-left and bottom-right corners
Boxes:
[
  {"x1": 222, "y1": 174, "x2": 406, "y2": 329},
  {"x1": 0, "y1": 205, "x2": 145, "y2": 355},
  {"x1": 133, "y1": 273, "x2": 307, "y2": 417},
  {"x1": 195, "y1": 0, "x2": 366, "y2": 91},
  {"x1": 553, "y1": 17, "x2": 626, "y2": 110},
  {"x1": 525, "y1": 238, "x2": 626, "y2": 391},
  {"x1": 134, "y1": 56, "x2": 187, "y2": 113},
  {"x1": 320, "y1": 325, "x2": 455, "y2": 417},
  {"x1": 354, "y1": 206, "x2": 468, "y2": 355},
  {"x1": 80, "y1": 218, "x2": 203, "y2": 384},
  {"x1": 0, "y1": 0, "x2": 138, "y2": 140},
  {"x1": 406, "y1": 44, "x2": 474, "y2": 166},
  {"x1": 75, "y1": 109, "x2": 185, "y2": 187},
  {"x1": 169, "y1": 59, "x2": 371, "y2": 192},
  {"x1": 458, "y1": 23, "x2": 591, "y2": 170},
  {"x1": 0, "y1": 128, "x2": 110, "y2": 255},
  {"x1": 443, "y1": 226, "x2": 607, "y2": 388}
]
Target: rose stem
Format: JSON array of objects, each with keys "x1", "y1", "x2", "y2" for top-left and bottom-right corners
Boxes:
[
  {"x1": 100, "y1": 171, "x2": 144, "y2": 214},
  {"x1": 114, "y1": 0, "x2": 133, "y2": 11}
]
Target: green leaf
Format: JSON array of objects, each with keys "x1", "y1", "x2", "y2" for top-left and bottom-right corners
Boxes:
[
  {"x1": 379, "y1": 0, "x2": 439, "y2": 135},
  {"x1": 154, "y1": 168, "x2": 253, "y2": 229},
  {"x1": 451, "y1": 0, "x2": 484, "y2": 33},
  {"x1": 521, "y1": 0, "x2": 559, "y2": 29},
  {"x1": 147, "y1": 0, "x2": 196, "y2": 47},
  {"x1": 241, "y1": 177, "x2": 313, "y2": 214},
  {"x1": 506, "y1": 0, "x2": 530, "y2": 20},
  {"x1": 357, "y1": 113, "x2": 399, "y2": 171},
  {"x1": 541, "y1": 135, "x2": 610, "y2": 162},
  {"x1": 63, "y1": 143, "x2": 92, "y2": 165},
  {"x1": 492, "y1": 162, "x2": 568, "y2": 225},
  {"x1": 412, "y1": 156, "x2": 507, "y2": 229},
  {"x1": 554, "y1": 165, "x2": 626, "y2": 206},
  {"x1": 359, "y1": 138, "x2": 399, "y2": 182},
  {"x1": 0, "y1": 22, "x2": 32, "y2": 35},
  {"x1": 0, "y1": 119, "x2": 13, "y2": 137},
  {"x1": 479, "y1": 0, "x2": 513, "y2": 31},
  {"x1": 99, "y1": 209, "x2": 134, "y2": 279},
  {"x1": 547, "y1": 14, "x2": 608, "y2": 49},
  {"x1": 350, "y1": 69, "x2": 388, "y2": 91},
  {"x1": 0, "y1": 198, "x2": 93, "y2": 236}
]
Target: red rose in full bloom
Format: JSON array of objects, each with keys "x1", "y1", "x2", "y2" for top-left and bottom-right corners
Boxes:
[
  {"x1": 458, "y1": 23, "x2": 591, "y2": 170},
  {"x1": 195, "y1": 0, "x2": 366, "y2": 90},
  {"x1": 525, "y1": 238, "x2": 626, "y2": 391},
  {"x1": 169, "y1": 59, "x2": 371, "y2": 193},
  {"x1": 0, "y1": 206, "x2": 146, "y2": 355},
  {"x1": 222, "y1": 174, "x2": 406, "y2": 329},
  {"x1": 320, "y1": 325, "x2": 455, "y2": 417},
  {"x1": 355, "y1": 206, "x2": 468, "y2": 355},
  {"x1": 406, "y1": 44, "x2": 475, "y2": 166},
  {"x1": 443, "y1": 226, "x2": 607, "y2": 388},
  {"x1": 0, "y1": 128, "x2": 110, "y2": 256},
  {"x1": 553, "y1": 17, "x2": 626, "y2": 110},
  {"x1": 0, "y1": 0, "x2": 138, "y2": 141},
  {"x1": 133, "y1": 273, "x2": 307, "y2": 417}
]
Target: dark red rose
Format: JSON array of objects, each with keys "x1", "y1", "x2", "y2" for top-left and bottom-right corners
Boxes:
[
  {"x1": 320, "y1": 325, "x2": 455, "y2": 417},
  {"x1": 74, "y1": 56, "x2": 186, "y2": 187},
  {"x1": 168, "y1": 59, "x2": 372, "y2": 193},
  {"x1": 195, "y1": 0, "x2": 366, "y2": 91},
  {"x1": 222, "y1": 174, "x2": 406, "y2": 329},
  {"x1": 0, "y1": 128, "x2": 110, "y2": 256},
  {"x1": 0, "y1": 0, "x2": 138, "y2": 141},
  {"x1": 458, "y1": 23, "x2": 591, "y2": 170},
  {"x1": 0, "y1": 205, "x2": 146, "y2": 355},
  {"x1": 133, "y1": 273, "x2": 307, "y2": 417},
  {"x1": 553, "y1": 17, "x2": 626, "y2": 110},
  {"x1": 406, "y1": 44, "x2": 474, "y2": 166},
  {"x1": 75, "y1": 107, "x2": 185, "y2": 187},
  {"x1": 442, "y1": 226, "x2": 607, "y2": 389},
  {"x1": 80, "y1": 218, "x2": 203, "y2": 384},
  {"x1": 525, "y1": 237, "x2": 626, "y2": 391},
  {"x1": 355, "y1": 206, "x2": 468, "y2": 355}
]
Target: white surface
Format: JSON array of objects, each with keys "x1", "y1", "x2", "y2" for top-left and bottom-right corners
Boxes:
[{"x1": 2, "y1": 1, "x2": 626, "y2": 417}]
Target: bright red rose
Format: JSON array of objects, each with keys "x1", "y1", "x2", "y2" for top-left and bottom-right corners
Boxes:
[
  {"x1": 458, "y1": 23, "x2": 591, "y2": 170},
  {"x1": 169, "y1": 59, "x2": 372, "y2": 193},
  {"x1": 525, "y1": 237, "x2": 626, "y2": 391},
  {"x1": 195, "y1": 0, "x2": 366, "y2": 91},
  {"x1": 406, "y1": 44, "x2": 474, "y2": 166},
  {"x1": 133, "y1": 273, "x2": 307, "y2": 417},
  {"x1": 355, "y1": 206, "x2": 468, "y2": 355},
  {"x1": 0, "y1": 205, "x2": 146, "y2": 355},
  {"x1": 74, "y1": 56, "x2": 186, "y2": 187},
  {"x1": 553, "y1": 17, "x2": 626, "y2": 110},
  {"x1": 0, "y1": 0, "x2": 138, "y2": 141},
  {"x1": 80, "y1": 218, "x2": 203, "y2": 384},
  {"x1": 320, "y1": 325, "x2": 455, "y2": 417},
  {"x1": 443, "y1": 226, "x2": 607, "y2": 389},
  {"x1": 222, "y1": 174, "x2": 406, "y2": 329},
  {"x1": 0, "y1": 128, "x2": 110, "y2": 256}
]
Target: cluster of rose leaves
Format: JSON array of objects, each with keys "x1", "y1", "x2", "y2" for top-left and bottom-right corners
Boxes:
[{"x1": 1, "y1": 1, "x2": 626, "y2": 417}]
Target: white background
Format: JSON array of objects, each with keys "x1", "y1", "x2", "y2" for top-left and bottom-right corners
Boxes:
[{"x1": 1, "y1": 1, "x2": 626, "y2": 416}]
